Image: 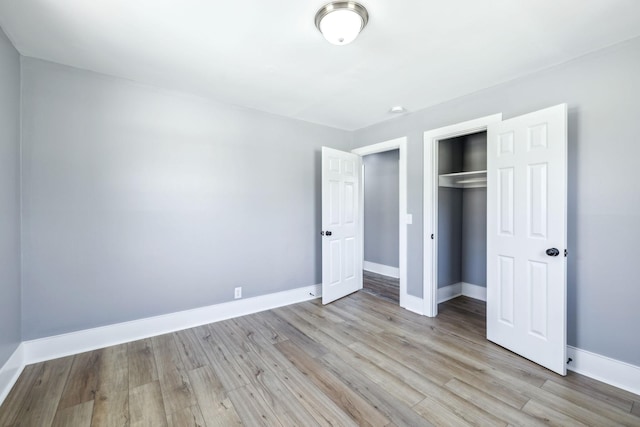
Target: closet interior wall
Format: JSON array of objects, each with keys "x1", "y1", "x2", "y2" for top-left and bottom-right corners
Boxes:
[{"x1": 437, "y1": 132, "x2": 487, "y2": 292}]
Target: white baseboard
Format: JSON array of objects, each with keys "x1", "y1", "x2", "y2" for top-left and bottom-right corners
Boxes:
[
  {"x1": 461, "y1": 282, "x2": 487, "y2": 302},
  {"x1": 438, "y1": 282, "x2": 487, "y2": 303},
  {"x1": 567, "y1": 345, "x2": 640, "y2": 396},
  {"x1": 438, "y1": 283, "x2": 462, "y2": 303},
  {"x1": 0, "y1": 343, "x2": 25, "y2": 406},
  {"x1": 402, "y1": 294, "x2": 424, "y2": 315},
  {"x1": 363, "y1": 261, "x2": 400, "y2": 279},
  {"x1": 4, "y1": 283, "x2": 640, "y2": 407},
  {"x1": 23, "y1": 284, "x2": 321, "y2": 365}
]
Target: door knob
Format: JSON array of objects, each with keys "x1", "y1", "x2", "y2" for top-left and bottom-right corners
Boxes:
[
  {"x1": 546, "y1": 248, "x2": 560, "y2": 257},
  {"x1": 320, "y1": 231, "x2": 332, "y2": 236}
]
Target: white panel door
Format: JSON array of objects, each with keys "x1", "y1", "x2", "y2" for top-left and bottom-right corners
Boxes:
[
  {"x1": 487, "y1": 104, "x2": 568, "y2": 375},
  {"x1": 322, "y1": 147, "x2": 362, "y2": 304}
]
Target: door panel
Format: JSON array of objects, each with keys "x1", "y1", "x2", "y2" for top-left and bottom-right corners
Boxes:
[
  {"x1": 329, "y1": 240, "x2": 341, "y2": 285},
  {"x1": 487, "y1": 104, "x2": 567, "y2": 375},
  {"x1": 498, "y1": 255, "x2": 515, "y2": 325},
  {"x1": 528, "y1": 260, "x2": 548, "y2": 339},
  {"x1": 498, "y1": 167, "x2": 515, "y2": 236},
  {"x1": 528, "y1": 163, "x2": 548, "y2": 239},
  {"x1": 322, "y1": 147, "x2": 362, "y2": 304}
]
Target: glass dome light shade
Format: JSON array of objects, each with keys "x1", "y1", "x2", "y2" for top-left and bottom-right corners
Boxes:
[{"x1": 319, "y1": 9, "x2": 363, "y2": 45}]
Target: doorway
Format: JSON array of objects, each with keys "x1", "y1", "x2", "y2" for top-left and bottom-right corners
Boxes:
[
  {"x1": 423, "y1": 114, "x2": 502, "y2": 317},
  {"x1": 352, "y1": 137, "x2": 410, "y2": 310},
  {"x1": 436, "y1": 132, "x2": 488, "y2": 307},
  {"x1": 361, "y1": 149, "x2": 400, "y2": 303}
]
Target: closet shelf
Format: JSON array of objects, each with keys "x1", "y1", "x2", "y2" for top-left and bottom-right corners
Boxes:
[{"x1": 439, "y1": 170, "x2": 487, "y2": 188}]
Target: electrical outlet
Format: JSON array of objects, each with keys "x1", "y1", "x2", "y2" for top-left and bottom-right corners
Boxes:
[{"x1": 234, "y1": 287, "x2": 242, "y2": 299}]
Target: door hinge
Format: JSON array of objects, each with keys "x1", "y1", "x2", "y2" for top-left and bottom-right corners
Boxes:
[{"x1": 564, "y1": 249, "x2": 568, "y2": 257}]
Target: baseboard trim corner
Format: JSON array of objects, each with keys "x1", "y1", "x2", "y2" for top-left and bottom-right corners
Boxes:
[
  {"x1": 23, "y1": 284, "x2": 321, "y2": 365},
  {"x1": 566, "y1": 345, "x2": 640, "y2": 396},
  {"x1": 363, "y1": 261, "x2": 400, "y2": 279},
  {"x1": 438, "y1": 282, "x2": 486, "y2": 303},
  {"x1": 0, "y1": 343, "x2": 25, "y2": 406},
  {"x1": 461, "y1": 282, "x2": 487, "y2": 302},
  {"x1": 437, "y1": 283, "x2": 462, "y2": 303}
]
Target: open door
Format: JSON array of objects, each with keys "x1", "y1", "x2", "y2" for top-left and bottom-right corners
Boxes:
[
  {"x1": 487, "y1": 104, "x2": 568, "y2": 375},
  {"x1": 321, "y1": 147, "x2": 363, "y2": 304}
]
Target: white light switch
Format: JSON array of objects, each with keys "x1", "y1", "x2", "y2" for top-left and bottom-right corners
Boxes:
[{"x1": 406, "y1": 214, "x2": 413, "y2": 225}]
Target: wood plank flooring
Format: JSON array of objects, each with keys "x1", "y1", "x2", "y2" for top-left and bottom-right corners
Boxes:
[
  {"x1": 2, "y1": 293, "x2": 639, "y2": 426},
  {"x1": 362, "y1": 270, "x2": 399, "y2": 303}
]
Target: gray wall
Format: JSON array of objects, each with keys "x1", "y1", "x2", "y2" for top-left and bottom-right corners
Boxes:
[
  {"x1": 0, "y1": 28, "x2": 22, "y2": 366},
  {"x1": 20, "y1": 58, "x2": 352, "y2": 340},
  {"x1": 437, "y1": 186, "x2": 487, "y2": 289},
  {"x1": 438, "y1": 136, "x2": 463, "y2": 174},
  {"x1": 461, "y1": 133, "x2": 487, "y2": 286},
  {"x1": 352, "y1": 36, "x2": 640, "y2": 366},
  {"x1": 437, "y1": 137, "x2": 463, "y2": 288},
  {"x1": 462, "y1": 188, "x2": 486, "y2": 287},
  {"x1": 363, "y1": 150, "x2": 399, "y2": 268},
  {"x1": 462, "y1": 132, "x2": 487, "y2": 172},
  {"x1": 437, "y1": 188, "x2": 462, "y2": 287}
]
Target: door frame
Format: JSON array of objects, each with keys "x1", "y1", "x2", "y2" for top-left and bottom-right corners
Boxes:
[
  {"x1": 423, "y1": 114, "x2": 502, "y2": 317},
  {"x1": 352, "y1": 137, "x2": 409, "y2": 309}
]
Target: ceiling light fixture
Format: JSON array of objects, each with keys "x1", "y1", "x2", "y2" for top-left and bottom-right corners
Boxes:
[{"x1": 315, "y1": 2, "x2": 369, "y2": 46}]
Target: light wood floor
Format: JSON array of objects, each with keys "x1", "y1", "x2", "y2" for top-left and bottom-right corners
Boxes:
[
  {"x1": 1, "y1": 293, "x2": 639, "y2": 426},
  {"x1": 362, "y1": 270, "x2": 400, "y2": 304}
]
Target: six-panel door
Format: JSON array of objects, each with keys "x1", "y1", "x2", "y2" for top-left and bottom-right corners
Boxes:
[
  {"x1": 487, "y1": 104, "x2": 568, "y2": 375},
  {"x1": 322, "y1": 147, "x2": 362, "y2": 304}
]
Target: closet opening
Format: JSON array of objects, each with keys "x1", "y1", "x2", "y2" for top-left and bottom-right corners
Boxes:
[{"x1": 436, "y1": 131, "x2": 488, "y2": 317}]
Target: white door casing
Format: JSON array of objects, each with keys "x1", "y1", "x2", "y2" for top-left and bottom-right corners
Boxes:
[
  {"x1": 352, "y1": 137, "x2": 409, "y2": 310},
  {"x1": 322, "y1": 147, "x2": 363, "y2": 304},
  {"x1": 486, "y1": 104, "x2": 568, "y2": 375},
  {"x1": 423, "y1": 114, "x2": 503, "y2": 317}
]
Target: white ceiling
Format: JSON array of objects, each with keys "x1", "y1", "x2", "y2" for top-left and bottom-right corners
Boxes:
[{"x1": 1, "y1": 0, "x2": 639, "y2": 130}]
